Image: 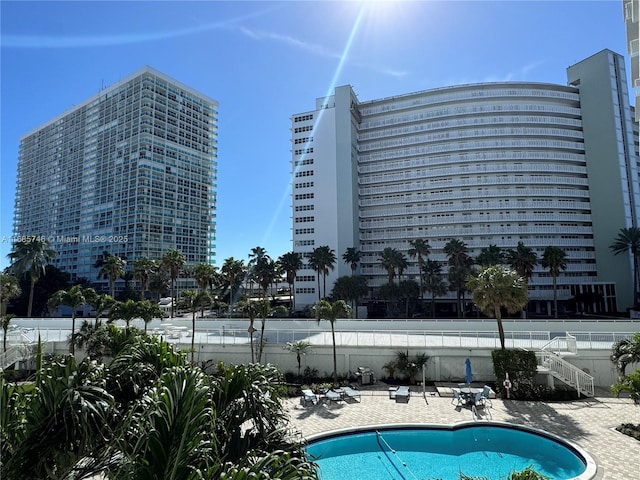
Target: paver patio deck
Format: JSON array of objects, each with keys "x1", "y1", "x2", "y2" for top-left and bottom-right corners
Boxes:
[{"x1": 285, "y1": 387, "x2": 640, "y2": 480}]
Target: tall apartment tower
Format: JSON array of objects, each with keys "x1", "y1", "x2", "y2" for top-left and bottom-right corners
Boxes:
[
  {"x1": 623, "y1": 0, "x2": 639, "y2": 121},
  {"x1": 14, "y1": 66, "x2": 218, "y2": 289},
  {"x1": 291, "y1": 49, "x2": 639, "y2": 315}
]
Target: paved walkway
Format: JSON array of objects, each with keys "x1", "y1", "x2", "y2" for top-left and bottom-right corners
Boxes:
[{"x1": 285, "y1": 387, "x2": 640, "y2": 480}]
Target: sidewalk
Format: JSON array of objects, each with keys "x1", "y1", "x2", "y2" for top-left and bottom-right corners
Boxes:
[{"x1": 285, "y1": 390, "x2": 640, "y2": 480}]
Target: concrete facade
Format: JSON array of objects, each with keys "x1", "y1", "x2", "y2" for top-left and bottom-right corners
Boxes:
[
  {"x1": 13, "y1": 66, "x2": 218, "y2": 288},
  {"x1": 291, "y1": 50, "x2": 640, "y2": 314}
]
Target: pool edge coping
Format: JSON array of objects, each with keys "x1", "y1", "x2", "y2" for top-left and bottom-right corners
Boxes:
[{"x1": 304, "y1": 420, "x2": 598, "y2": 480}]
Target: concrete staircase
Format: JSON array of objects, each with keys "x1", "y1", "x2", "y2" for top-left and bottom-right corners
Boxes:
[{"x1": 534, "y1": 334, "x2": 594, "y2": 397}]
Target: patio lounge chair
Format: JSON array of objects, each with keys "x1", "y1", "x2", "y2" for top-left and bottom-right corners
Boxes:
[
  {"x1": 342, "y1": 386, "x2": 362, "y2": 402},
  {"x1": 300, "y1": 389, "x2": 319, "y2": 407},
  {"x1": 481, "y1": 385, "x2": 493, "y2": 407},
  {"x1": 323, "y1": 389, "x2": 343, "y2": 404},
  {"x1": 451, "y1": 389, "x2": 466, "y2": 407},
  {"x1": 395, "y1": 386, "x2": 410, "y2": 403}
]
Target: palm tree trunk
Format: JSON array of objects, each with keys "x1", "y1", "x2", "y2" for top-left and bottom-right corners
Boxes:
[
  {"x1": 553, "y1": 275, "x2": 558, "y2": 319},
  {"x1": 331, "y1": 323, "x2": 337, "y2": 385},
  {"x1": 191, "y1": 311, "x2": 196, "y2": 363},
  {"x1": 258, "y1": 318, "x2": 266, "y2": 363},
  {"x1": 28, "y1": 277, "x2": 36, "y2": 317},
  {"x1": 495, "y1": 307, "x2": 505, "y2": 350},
  {"x1": 70, "y1": 314, "x2": 76, "y2": 354}
]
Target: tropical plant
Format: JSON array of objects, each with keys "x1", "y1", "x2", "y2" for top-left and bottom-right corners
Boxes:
[
  {"x1": 48, "y1": 284, "x2": 89, "y2": 354},
  {"x1": 284, "y1": 340, "x2": 312, "y2": 378},
  {"x1": 313, "y1": 299, "x2": 352, "y2": 384},
  {"x1": 308, "y1": 245, "x2": 337, "y2": 300},
  {"x1": 109, "y1": 299, "x2": 141, "y2": 330},
  {"x1": 220, "y1": 257, "x2": 246, "y2": 311},
  {"x1": 422, "y1": 260, "x2": 447, "y2": 318},
  {"x1": 238, "y1": 298, "x2": 260, "y2": 362},
  {"x1": 255, "y1": 299, "x2": 288, "y2": 363},
  {"x1": 277, "y1": 251, "x2": 303, "y2": 310},
  {"x1": 408, "y1": 239, "x2": 431, "y2": 300},
  {"x1": 131, "y1": 256, "x2": 157, "y2": 299},
  {"x1": 610, "y1": 333, "x2": 640, "y2": 376},
  {"x1": 136, "y1": 298, "x2": 166, "y2": 332},
  {"x1": 162, "y1": 249, "x2": 186, "y2": 318},
  {"x1": 181, "y1": 289, "x2": 210, "y2": 362},
  {"x1": 394, "y1": 350, "x2": 429, "y2": 384},
  {"x1": 148, "y1": 266, "x2": 170, "y2": 300},
  {"x1": 330, "y1": 275, "x2": 368, "y2": 318},
  {"x1": 541, "y1": 246, "x2": 567, "y2": 319},
  {"x1": 254, "y1": 257, "x2": 278, "y2": 297},
  {"x1": 379, "y1": 247, "x2": 407, "y2": 284},
  {"x1": 476, "y1": 244, "x2": 504, "y2": 266},
  {"x1": 1, "y1": 313, "x2": 15, "y2": 352},
  {"x1": 398, "y1": 279, "x2": 420, "y2": 318},
  {"x1": 7, "y1": 238, "x2": 56, "y2": 317},
  {"x1": 444, "y1": 239, "x2": 473, "y2": 318},
  {"x1": 467, "y1": 265, "x2": 529, "y2": 350},
  {"x1": 612, "y1": 369, "x2": 640, "y2": 406},
  {"x1": 0, "y1": 273, "x2": 21, "y2": 317},
  {"x1": 83, "y1": 288, "x2": 115, "y2": 326},
  {"x1": 610, "y1": 226, "x2": 640, "y2": 308},
  {"x1": 342, "y1": 247, "x2": 362, "y2": 275},
  {"x1": 506, "y1": 241, "x2": 538, "y2": 280},
  {"x1": 98, "y1": 254, "x2": 125, "y2": 298}
]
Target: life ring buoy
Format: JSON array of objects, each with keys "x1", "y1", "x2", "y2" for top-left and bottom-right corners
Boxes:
[{"x1": 503, "y1": 379, "x2": 512, "y2": 389}]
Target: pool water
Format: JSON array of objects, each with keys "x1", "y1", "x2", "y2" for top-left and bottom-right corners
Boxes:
[{"x1": 306, "y1": 425, "x2": 588, "y2": 480}]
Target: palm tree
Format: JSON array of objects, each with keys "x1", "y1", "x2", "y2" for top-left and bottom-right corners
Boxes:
[
  {"x1": 408, "y1": 239, "x2": 431, "y2": 301},
  {"x1": 379, "y1": 247, "x2": 403, "y2": 284},
  {"x1": 476, "y1": 244, "x2": 504, "y2": 266},
  {"x1": 255, "y1": 299, "x2": 288, "y2": 363},
  {"x1": 506, "y1": 241, "x2": 538, "y2": 280},
  {"x1": 308, "y1": 245, "x2": 336, "y2": 300},
  {"x1": 0, "y1": 274, "x2": 21, "y2": 318},
  {"x1": 330, "y1": 275, "x2": 368, "y2": 318},
  {"x1": 254, "y1": 258, "x2": 278, "y2": 297},
  {"x1": 444, "y1": 239, "x2": 473, "y2": 318},
  {"x1": 148, "y1": 267, "x2": 170, "y2": 300},
  {"x1": 422, "y1": 260, "x2": 447, "y2": 318},
  {"x1": 467, "y1": 265, "x2": 528, "y2": 350},
  {"x1": 99, "y1": 255, "x2": 125, "y2": 298},
  {"x1": 192, "y1": 262, "x2": 218, "y2": 317},
  {"x1": 238, "y1": 298, "x2": 260, "y2": 362},
  {"x1": 162, "y1": 249, "x2": 185, "y2": 318},
  {"x1": 610, "y1": 226, "x2": 640, "y2": 308},
  {"x1": 342, "y1": 247, "x2": 362, "y2": 275},
  {"x1": 313, "y1": 299, "x2": 352, "y2": 384},
  {"x1": 136, "y1": 299, "x2": 166, "y2": 333},
  {"x1": 109, "y1": 299, "x2": 140, "y2": 330},
  {"x1": 247, "y1": 246, "x2": 271, "y2": 295},
  {"x1": 8, "y1": 238, "x2": 56, "y2": 317},
  {"x1": 283, "y1": 340, "x2": 312, "y2": 378},
  {"x1": 398, "y1": 279, "x2": 420, "y2": 318},
  {"x1": 181, "y1": 289, "x2": 210, "y2": 362},
  {"x1": 277, "y1": 251, "x2": 303, "y2": 310},
  {"x1": 506, "y1": 241, "x2": 537, "y2": 318},
  {"x1": 132, "y1": 257, "x2": 156, "y2": 299},
  {"x1": 48, "y1": 285, "x2": 88, "y2": 354},
  {"x1": 220, "y1": 257, "x2": 246, "y2": 312},
  {"x1": 1, "y1": 313, "x2": 16, "y2": 352},
  {"x1": 610, "y1": 333, "x2": 640, "y2": 377},
  {"x1": 541, "y1": 246, "x2": 568, "y2": 319},
  {"x1": 83, "y1": 288, "x2": 115, "y2": 326}
]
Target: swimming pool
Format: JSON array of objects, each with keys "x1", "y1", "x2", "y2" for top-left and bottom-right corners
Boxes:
[{"x1": 305, "y1": 422, "x2": 597, "y2": 480}]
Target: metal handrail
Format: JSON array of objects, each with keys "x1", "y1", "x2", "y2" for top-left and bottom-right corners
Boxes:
[
  {"x1": 540, "y1": 333, "x2": 578, "y2": 354},
  {"x1": 535, "y1": 350, "x2": 594, "y2": 397}
]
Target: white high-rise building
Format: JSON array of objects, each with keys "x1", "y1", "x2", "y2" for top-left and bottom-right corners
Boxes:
[
  {"x1": 14, "y1": 66, "x2": 218, "y2": 291},
  {"x1": 291, "y1": 49, "x2": 639, "y2": 316}
]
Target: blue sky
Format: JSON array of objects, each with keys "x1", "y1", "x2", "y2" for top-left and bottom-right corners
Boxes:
[{"x1": 0, "y1": 0, "x2": 631, "y2": 272}]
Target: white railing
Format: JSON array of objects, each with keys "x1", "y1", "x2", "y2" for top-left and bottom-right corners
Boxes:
[
  {"x1": 0, "y1": 344, "x2": 36, "y2": 370},
  {"x1": 540, "y1": 333, "x2": 578, "y2": 355},
  {"x1": 535, "y1": 350, "x2": 594, "y2": 397}
]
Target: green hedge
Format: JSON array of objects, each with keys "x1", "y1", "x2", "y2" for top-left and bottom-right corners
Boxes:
[{"x1": 491, "y1": 349, "x2": 537, "y2": 399}]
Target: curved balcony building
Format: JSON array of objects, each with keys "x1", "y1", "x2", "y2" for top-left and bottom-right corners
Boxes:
[{"x1": 291, "y1": 49, "x2": 639, "y2": 316}]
